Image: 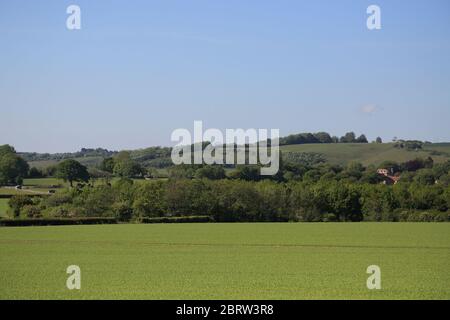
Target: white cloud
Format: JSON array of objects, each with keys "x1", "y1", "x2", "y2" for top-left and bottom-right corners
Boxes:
[{"x1": 360, "y1": 104, "x2": 379, "y2": 114}]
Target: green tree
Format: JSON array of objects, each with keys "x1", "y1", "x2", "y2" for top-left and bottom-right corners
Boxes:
[
  {"x1": 112, "y1": 152, "x2": 143, "y2": 178},
  {"x1": 313, "y1": 132, "x2": 333, "y2": 143},
  {"x1": 101, "y1": 157, "x2": 115, "y2": 173},
  {"x1": 414, "y1": 169, "x2": 436, "y2": 185},
  {"x1": 0, "y1": 145, "x2": 29, "y2": 185},
  {"x1": 340, "y1": 132, "x2": 356, "y2": 143},
  {"x1": 56, "y1": 159, "x2": 90, "y2": 187},
  {"x1": 356, "y1": 134, "x2": 368, "y2": 143},
  {"x1": 133, "y1": 180, "x2": 168, "y2": 217},
  {"x1": 230, "y1": 165, "x2": 261, "y2": 181},
  {"x1": 195, "y1": 165, "x2": 226, "y2": 180}
]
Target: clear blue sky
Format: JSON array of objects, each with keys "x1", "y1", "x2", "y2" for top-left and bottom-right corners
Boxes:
[{"x1": 1, "y1": 0, "x2": 449, "y2": 153}]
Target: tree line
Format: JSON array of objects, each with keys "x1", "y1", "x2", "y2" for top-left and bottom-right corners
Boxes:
[
  {"x1": 2, "y1": 143, "x2": 449, "y2": 223},
  {"x1": 8, "y1": 175, "x2": 449, "y2": 222},
  {"x1": 5, "y1": 158, "x2": 450, "y2": 222},
  {"x1": 279, "y1": 131, "x2": 371, "y2": 145}
]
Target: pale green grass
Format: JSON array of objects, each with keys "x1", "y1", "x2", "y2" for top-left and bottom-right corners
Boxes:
[
  {"x1": 281, "y1": 143, "x2": 450, "y2": 166},
  {"x1": 0, "y1": 223, "x2": 449, "y2": 300},
  {"x1": 0, "y1": 199, "x2": 9, "y2": 218},
  {"x1": 23, "y1": 178, "x2": 65, "y2": 187}
]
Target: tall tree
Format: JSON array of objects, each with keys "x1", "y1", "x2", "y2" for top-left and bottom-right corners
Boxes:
[
  {"x1": 356, "y1": 134, "x2": 368, "y2": 143},
  {"x1": 340, "y1": 132, "x2": 356, "y2": 143},
  {"x1": 0, "y1": 145, "x2": 29, "y2": 185},
  {"x1": 56, "y1": 159, "x2": 90, "y2": 187}
]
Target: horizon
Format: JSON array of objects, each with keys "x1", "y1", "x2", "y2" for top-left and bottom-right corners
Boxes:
[
  {"x1": 13, "y1": 133, "x2": 450, "y2": 155},
  {"x1": 1, "y1": 0, "x2": 450, "y2": 153}
]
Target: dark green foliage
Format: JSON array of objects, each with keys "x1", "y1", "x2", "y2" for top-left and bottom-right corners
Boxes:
[
  {"x1": 112, "y1": 201, "x2": 134, "y2": 221},
  {"x1": 28, "y1": 167, "x2": 44, "y2": 178},
  {"x1": 8, "y1": 195, "x2": 33, "y2": 218},
  {"x1": 21, "y1": 205, "x2": 42, "y2": 218},
  {"x1": 168, "y1": 164, "x2": 198, "y2": 179},
  {"x1": 0, "y1": 217, "x2": 117, "y2": 226},
  {"x1": 195, "y1": 165, "x2": 226, "y2": 180},
  {"x1": 394, "y1": 140, "x2": 424, "y2": 150},
  {"x1": 6, "y1": 177, "x2": 449, "y2": 223},
  {"x1": 356, "y1": 134, "x2": 368, "y2": 143},
  {"x1": 340, "y1": 132, "x2": 356, "y2": 143},
  {"x1": 101, "y1": 157, "x2": 115, "y2": 173},
  {"x1": 282, "y1": 152, "x2": 326, "y2": 166},
  {"x1": 279, "y1": 131, "x2": 361, "y2": 145},
  {"x1": 133, "y1": 180, "x2": 167, "y2": 217},
  {"x1": 414, "y1": 169, "x2": 436, "y2": 185},
  {"x1": 5, "y1": 141, "x2": 449, "y2": 224},
  {"x1": 113, "y1": 153, "x2": 144, "y2": 178},
  {"x1": 0, "y1": 145, "x2": 29, "y2": 185},
  {"x1": 56, "y1": 159, "x2": 90, "y2": 187},
  {"x1": 229, "y1": 165, "x2": 262, "y2": 181}
]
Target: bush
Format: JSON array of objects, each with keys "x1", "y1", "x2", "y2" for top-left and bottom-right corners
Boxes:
[
  {"x1": 0, "y1": 217, "x2": 117, "y2": 227},
  {"x1": 8, "y1": 195, "x2": 33, "y2": 218},
  {"x1": 112, "y1": 201, "x2": 133, "y2": 221},
  {"x1": 133, "y1": 180, "x2": 167, "y2": 217},
  {"x1": 42, "y1": 192, "x2": 72, "y2": 207},
  {"x1": 21, "y1": 205, "x2": 42, "y2": 218}
]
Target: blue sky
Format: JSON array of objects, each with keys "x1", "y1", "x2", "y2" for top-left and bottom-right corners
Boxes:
[{"x1": 1, "y1": 0, "x2": 449, "y2": 152}]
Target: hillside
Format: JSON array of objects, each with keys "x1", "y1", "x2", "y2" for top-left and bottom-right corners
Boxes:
[
  {"x1": 281, "y1": 143, "x2": 450, "y2": 166},
  {"x1": 22, "y1": 142, "x2": 450, "y2": 170}
]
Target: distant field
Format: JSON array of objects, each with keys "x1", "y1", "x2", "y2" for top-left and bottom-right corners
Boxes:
[
  {"x1": 0, "y1": 199, "x2": 9, "y2": 218},
  {"x1": 23, "y1": 178, "x2": 65, "y2": 187},
  {"x1": 28, "y1": 156, "x2": 104, "y2": 169},
  {"x1": 281, "y1": 143, "x2": 450, "y2": 166},
  {"x1": 0, "y1": 178, "x2": 165, "y2": 197},
  {"x1": 0, "y1": 178, "x2": 66, "y2": 197},
  {"x1": 0, "y1": 223, "x2": 449, "y2": 299}
]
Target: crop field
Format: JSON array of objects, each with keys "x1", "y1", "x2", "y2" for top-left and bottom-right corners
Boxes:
[
  {"x1": 0, "y1": 223, "x2": 449, "y2": 300},
  {"x1": 280, "y1": 143, "x2": 450, "y2": 166}
]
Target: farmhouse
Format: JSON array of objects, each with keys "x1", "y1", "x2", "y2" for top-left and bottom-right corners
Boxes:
[{"x1": 377, "y1": 168, "x2": 400, "y2": 185}]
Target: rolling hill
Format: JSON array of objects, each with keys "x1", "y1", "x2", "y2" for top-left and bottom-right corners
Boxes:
[
  {"x1": 22, "y1": 142, "x2": 450, "y2": 170},
  {"x1": 280, "y1": 143, "x2": 450, "y2": 166}
]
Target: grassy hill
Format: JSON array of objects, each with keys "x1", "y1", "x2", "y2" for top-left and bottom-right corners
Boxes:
[
  {"x1": 24, "y1": 143, "x2": 450, "y2": 170},
  {"x1": 28, "y1": 156, "x2": 105, "y2": 170},
  {"x1": 281, "y1": 143, "x2": 450, "y2": 166}
]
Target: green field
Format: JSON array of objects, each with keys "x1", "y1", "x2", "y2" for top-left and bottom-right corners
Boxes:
[
  {"x1": 0, "y1": 199, "x2": 9, "y2": 218},
  {"x1": 281, "y1": 143, "x2": 450, "y2": 166},
  {"x1": 23, "y1": 178, "x2": 65, "y2": 187},
  {"x1": 0, "y1": 223, "x2": 449, "y2": 299},
  {"x1": 0, "y1": 178, "x2": 66, "y2": 197}
]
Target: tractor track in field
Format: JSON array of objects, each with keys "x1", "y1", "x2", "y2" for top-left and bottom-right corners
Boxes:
[{"x1": 0, "y1": 238, "x2": 449, "y2": 251}]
